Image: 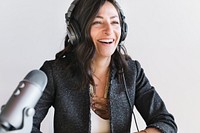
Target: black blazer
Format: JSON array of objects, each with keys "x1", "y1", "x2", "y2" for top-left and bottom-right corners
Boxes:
[{"x1": 32, "y1": 58, "x2": 177, "y2": 133}]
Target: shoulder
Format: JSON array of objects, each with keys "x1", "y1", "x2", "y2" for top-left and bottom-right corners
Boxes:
[
  {"x1": 39, "y1": 56, "x2": 72, "y2": 78},
  {"x1": 124, "y1": 59, "x2": 146, "y2": 84},
  {"x1": 126, "y1": 59, "x2": 142, "y2": 73},
  {"x1": 41, "y1": 56, "x2": 71, "y2": 70}
]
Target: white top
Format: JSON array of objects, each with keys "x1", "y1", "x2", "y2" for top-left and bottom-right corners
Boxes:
[{"x1": 90, "y1": 108, "x2": 110, "y2": 133}]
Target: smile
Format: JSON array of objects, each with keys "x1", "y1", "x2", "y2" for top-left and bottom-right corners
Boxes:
[{"x1": 98, "y1": 39, "x2": 114, "y2": 44}]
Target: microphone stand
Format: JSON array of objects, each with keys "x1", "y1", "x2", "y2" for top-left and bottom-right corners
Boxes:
[{"x1": 0, "y1": 107, "x2": 35, "y2": 133}]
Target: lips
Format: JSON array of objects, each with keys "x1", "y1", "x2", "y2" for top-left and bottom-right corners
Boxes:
[{"x1": 98, "y1": 39, "x2": 114, "y2": 44}]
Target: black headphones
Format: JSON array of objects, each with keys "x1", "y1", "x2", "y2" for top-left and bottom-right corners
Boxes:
[{"x1": 65, "y1": 0, "x2": 128, "y2": 45}]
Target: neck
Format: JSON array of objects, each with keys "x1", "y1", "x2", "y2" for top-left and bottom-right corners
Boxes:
[
  {"x1": 91, "y1": 57, "x2": 111, "y2": 98},
  {"x1": 91, "y1": 56, "x2": 111, "y2": 76}
]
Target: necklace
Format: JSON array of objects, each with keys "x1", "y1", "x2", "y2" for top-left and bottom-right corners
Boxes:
[{"x1": 90, "y1": 69, "x2": 110, "y2": 98}]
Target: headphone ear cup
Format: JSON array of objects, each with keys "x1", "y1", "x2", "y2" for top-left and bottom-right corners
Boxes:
[
  {"x1": 120, "y1": 21, "x2": 128, "y2": 42},
  {"x1": 67, "y1": 19, "x2": 81, "y2": 45}
]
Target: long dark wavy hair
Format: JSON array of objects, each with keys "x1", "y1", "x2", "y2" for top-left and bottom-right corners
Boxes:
[{"x1": 56, "y1": 0, "x2": 131, "y2": 89}]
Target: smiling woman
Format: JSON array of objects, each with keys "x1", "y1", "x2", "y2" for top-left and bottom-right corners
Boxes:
[
  {"x1": 90, "y1": 1, "x2": 121, "y2": 59},
  {"x1": 31, "y1": 0, "x2": 177, "y2": 133}
]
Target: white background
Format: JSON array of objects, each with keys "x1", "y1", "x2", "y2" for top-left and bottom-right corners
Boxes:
[{"x1": 0, "y1": 0, "x2": 200, "y2": 132}]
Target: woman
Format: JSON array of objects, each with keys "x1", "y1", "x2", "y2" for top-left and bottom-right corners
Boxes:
[{"x1": 32, "y1": 0, "x2": 177, "y2": 133}]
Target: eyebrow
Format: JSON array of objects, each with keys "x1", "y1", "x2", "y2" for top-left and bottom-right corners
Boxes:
[{"x1": 95, "y1": 15, "x2": 119, "y2": 19}]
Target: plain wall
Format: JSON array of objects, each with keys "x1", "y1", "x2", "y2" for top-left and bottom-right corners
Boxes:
[{"x1": 0, "y1": 0, "x2": 200, "y2": 132}]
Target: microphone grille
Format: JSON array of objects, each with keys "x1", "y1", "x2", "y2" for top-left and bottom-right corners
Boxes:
[{"x1": 24, "y1": 70, "x2": 47, "y2": 91}]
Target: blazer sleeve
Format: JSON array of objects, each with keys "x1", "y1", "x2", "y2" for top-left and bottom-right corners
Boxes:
[
  {"x1": 133, "y1": 60, "x2": 178, "y2": 133},
  {"x1": 31, "y1": 61, "x2": 55, "y2": 133}
]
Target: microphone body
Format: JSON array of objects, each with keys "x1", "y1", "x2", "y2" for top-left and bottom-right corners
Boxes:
[{"x1": 0, "y1": 70, "x2": 47, "y2": 130}]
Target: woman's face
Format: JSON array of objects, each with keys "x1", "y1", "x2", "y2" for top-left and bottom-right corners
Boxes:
[{"x1": 90, "y1": 1, "x2": 121, "y2": 59}]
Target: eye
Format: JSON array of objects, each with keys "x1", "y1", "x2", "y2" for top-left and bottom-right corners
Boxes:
[
  {"x1": 112, "y1": 20, "x2": 120, "y2": 25},
  {"x1": 92, "y1": 21, "x2": 102, "y2": 25}
]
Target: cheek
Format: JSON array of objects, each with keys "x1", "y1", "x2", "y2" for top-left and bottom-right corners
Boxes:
[
  {"x1": 90, "y1": 28, "x2": 97, "y2": 41},
  {"x1": 116, "y1": 28, "x2": 122, "y2": 42},
  {"x1": 90, "y1": 30, "x2": 98, "y2": 48},
  {"x1": 115, "y1": 26, "x2": 121, "y2": 35},
  {"x1": 119, "y1": 29, "x2": 122, "y2": 38}
]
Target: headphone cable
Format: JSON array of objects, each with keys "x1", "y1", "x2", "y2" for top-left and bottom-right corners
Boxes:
[{"x1": 122, "y1": 71, "x2": 140, "y2": 132}]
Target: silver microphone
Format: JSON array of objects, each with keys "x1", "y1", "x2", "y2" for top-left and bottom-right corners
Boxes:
[{"x1": 0, "y1": 70, "x2": 47, "y2": 130}]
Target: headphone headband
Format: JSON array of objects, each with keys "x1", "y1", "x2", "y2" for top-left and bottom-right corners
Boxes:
[{"x1": 65, "y1": 0, "x2": 79, "y2": 25}]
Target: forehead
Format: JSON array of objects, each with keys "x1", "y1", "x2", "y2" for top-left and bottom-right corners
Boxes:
[{"x1": 96, "y1": 1, "x2": 119, "y2": 17}]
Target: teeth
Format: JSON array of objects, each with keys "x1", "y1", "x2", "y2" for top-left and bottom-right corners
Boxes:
[{"x1": 99, "y1": 39, "x2": 113, "y2": 43}]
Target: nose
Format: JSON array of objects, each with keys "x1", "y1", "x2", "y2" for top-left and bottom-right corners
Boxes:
[{"x1": 104, "y1": 23, "x2": 113, "y2": 35}]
